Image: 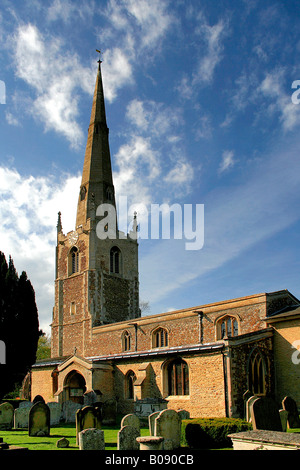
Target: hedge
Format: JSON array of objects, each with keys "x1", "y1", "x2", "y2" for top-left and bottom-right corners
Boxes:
[{"x1": 181, "y1": 417, "x2": 252, "y2": 449}]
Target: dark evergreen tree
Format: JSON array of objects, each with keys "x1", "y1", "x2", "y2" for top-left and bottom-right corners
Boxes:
[{"x1": 0, "y1": 252, "x2": 40, "y2": 399}]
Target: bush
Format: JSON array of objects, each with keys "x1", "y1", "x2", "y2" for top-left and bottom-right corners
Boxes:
[{"x1": 181, "y1": 417, "x2": 252, "y2": 449}]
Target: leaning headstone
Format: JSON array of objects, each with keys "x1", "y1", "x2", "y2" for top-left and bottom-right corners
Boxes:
[
  {"x1": 14, "y1": 403, "x2": 31, "y2": 429},
  {"x1": 246, "y1": 396, "x2": 257, "y2": 422},
  {"x1": 78, "y1": 428, "x2": 105, "y2": 450},
  {"x1": 243, "y1": 390, "x2": 253, "y2": 420},
  {"x1": 154, "y1": 409, "x2": 182, "y2": 449},
  {"x1": 28, "y1": 402, "x2": 50, "y2": 437},
  {"x1": 251, "y1": 397, "x2": 282, "y2": 431},
  {"x1": 121, "y1": 414, "x2": 140, "y2": 433},
  {"x1": 0, "y1": 402, "x2": 14, "y2": 430},
  {"x1": 279, "y1": 409, "x2": 289, "y2": 432},
  {"x1": 148, "y1": 411, "x2": 160, "y2": 436},
  {"x1": 76, "y1": 406, "x2": 101, "y2": 444},
  {"x1": 56, "y1": 437, "x2": 69, "y2": 448},
  {"x1": 118, "y1": 425, "x2": 140, "y2": 450},
  {"x1": 282, "y1": 396, "x2": 300, "y2": 429}
]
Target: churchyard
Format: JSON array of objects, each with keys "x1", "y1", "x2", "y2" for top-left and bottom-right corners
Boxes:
[{"x1": 0, "y1": 394, "x2": 299, "y2": 450}]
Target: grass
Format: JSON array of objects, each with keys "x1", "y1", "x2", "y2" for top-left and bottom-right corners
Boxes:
[
  {"x1": 1, "y1": 422, "x2": 299, "y2": 451},
  {"x1": 0, "y1": 423, "x2": 150, "y2": 451}
]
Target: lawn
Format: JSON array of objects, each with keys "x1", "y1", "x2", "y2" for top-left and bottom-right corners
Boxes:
[
  {"x1": 1, "y1": 423, "x2": 299, "y2": 451},
  {"x1": 0, "y1": 423, "x2": 150, "y2": 451}
]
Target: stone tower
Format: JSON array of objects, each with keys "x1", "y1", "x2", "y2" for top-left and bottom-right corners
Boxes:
[{"x1": 51, "y1": 60, "x2": 140, "y2": 358}]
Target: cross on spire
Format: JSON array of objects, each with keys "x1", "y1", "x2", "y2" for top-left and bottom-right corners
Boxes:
[{"x1": 96, "y1": 49, "x2": 102, "y2": 67}]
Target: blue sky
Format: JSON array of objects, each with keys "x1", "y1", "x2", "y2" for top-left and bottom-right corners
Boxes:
[{"x1": 1, "y1": 0, "x2": 300, "y2": 334}]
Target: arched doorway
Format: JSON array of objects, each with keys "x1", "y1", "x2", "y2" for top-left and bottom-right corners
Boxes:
[{"x1": 64, "y1": 370, "x2": 86, "y2": 404}]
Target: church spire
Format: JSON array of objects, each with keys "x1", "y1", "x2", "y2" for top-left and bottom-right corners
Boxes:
[{"x1": 76, "y1": 57, "x2": 115, "y2": 228}]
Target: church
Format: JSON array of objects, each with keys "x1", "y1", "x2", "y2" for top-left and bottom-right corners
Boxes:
[{"x1": 30, "y1": 60, "x2": 300, "y2": 419}]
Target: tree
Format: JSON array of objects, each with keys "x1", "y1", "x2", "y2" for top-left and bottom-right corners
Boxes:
[
  {"x1": 0, "y1": 252, "x2": 41, "y2": 398},
  {"x1": 36, "y1": 333, "x2": 51, "y2": 361}
]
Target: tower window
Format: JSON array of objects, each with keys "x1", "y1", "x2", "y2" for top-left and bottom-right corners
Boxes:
[
  {"x1": 152, "y1": 327, "x2": 168, "y2": 348},
  {"x1": 80, "y1": 186, "x2": 86, "y2": 201},
  {"x1": 110, "y1": 246, "x2": 121, "y2": 274},
  {"x1": 69, "y1": 247, "x2": 79, "y2": 275}
]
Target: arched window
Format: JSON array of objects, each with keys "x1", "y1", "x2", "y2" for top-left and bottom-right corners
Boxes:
[
  {"x1": 217, "y1": 315, "x2": 239, "y2": 340},
  {"x1": 69, "y1": 247, "x2": 79, "y2": 275},
  {"x1": 125, "y1": 370, "x2": 136, "y2": 399},
  {"x1": 167, "y1": 358, "x2": 189, "y2": 396},
  {"x1": 122, "y1": 330, "x2": 131, "y2": 352},
  {"x1": 110, "y1": 246, "x2": 121, "y2": 274},
  {"x1": 152, "y1": 327, "x2": 168, "y2": 348},
  {"x1": 248, "y1": 349, "x2": 266, "y2": 396}
]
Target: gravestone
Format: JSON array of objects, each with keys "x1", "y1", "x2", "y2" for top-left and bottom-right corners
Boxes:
[
  {"x1": 56, "y1": 437, "x2": 69, "y2": 448},
  {"x1": 282, "y1": 396, "x2": 300, "y2": 429},
  {"x1": 0, "y1": 402, "x2": 14, "y2": 430},
  {"x1": 279, "y1": 409, "x2": 289, "y2": 432},
  {"x1": 177, "y1": 410, "x2": 190, "y2": 420},
  {"x1": 118, "y1": 425, "x2": 140, "y2": 450},
  {"x1": 251, "y1": 397, "x2": 282, "y2": 431},
  {"x1": 76, "y1": 406, "x2": 101, "y2": 444},
  {"x1": 246, "y1": 396, "x2": 257, "y2": 422},
  {"x1": 62, "y1": 400, "x2": 82, "y2": 423},
  {"x1": 78, "y1": 428, "x2": 105, "y2": 450},
  {"x1": 32, "y1": 395, "x2": 45, "y2": 404},
  {"x1": 28, "y1": 402, "x2": 50, "y2": 437},
  {"x1": 101, "y1": 398, "x2": 117, "y2": 425},
  {"x1": 14, "y1": 402, "x2": 31, "y2": 428},
  {"x1": 154, "y1": 409, "x2": 182, "y2": 449},
  {"x1": 243, "y1": 390, "x2": 253, "y2": 420},
  {"x1": 47, "y1": 402, "x2": 62, "y2": 425},
  {"x1": 19, "y1": 401, "x2": 31, "y2": 408},
  {"x1": 148, "y1": 411, "x2": 160, "y2": 436},
  {"x1": 120, "y1": 414, "x2": 140, "y2": 433}
]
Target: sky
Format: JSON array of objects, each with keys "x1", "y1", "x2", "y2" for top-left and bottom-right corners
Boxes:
[{"x1": 1, "y1": 0, "x2": 300, "y2": 335}]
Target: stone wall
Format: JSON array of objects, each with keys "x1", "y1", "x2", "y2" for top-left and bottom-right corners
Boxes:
[{"x1": 271, "y1": 319, "x2": 300, "y2": 405}]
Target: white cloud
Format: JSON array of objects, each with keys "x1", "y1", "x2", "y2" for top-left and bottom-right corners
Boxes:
[
  {"x1": 103, "y1": 0, "x2": 173, "y2": 52},
  {"x1": 125, "y1": 99, "x2": 183, "y2": 136},
  {"x1": 218, "y1": 150, "x2": 235, "y2": 174},
  {"x1": 102, "y1": 48, "x2": 134, "y2": 102},
  {"x1": 194, "y1": 15, "x2": 229, "y2": 84},
  {"x1": 11, "y1": 24, "x2": 95, "y2": 147},
  {"x1": 47, "y1": 0, "x2": 95, "y2": 23},
  {"x1": 164, "y1": 161, "x2": 194, "y2": 185},
  {"x1": 259, "y1": 68, "x2": 300, "y2": 131},
  {"x1": 0, "y1": 166, "x2": 81, "y2": 333}
]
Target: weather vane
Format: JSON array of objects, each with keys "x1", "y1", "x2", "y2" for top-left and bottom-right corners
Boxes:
[{"x1": 96, "y1": 49, "x2": 102, "y2": 64}]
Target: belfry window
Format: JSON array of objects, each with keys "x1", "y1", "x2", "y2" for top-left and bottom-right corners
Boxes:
[
  {"x1": 167, "y1": 358, "x2": 189, "y2": 396},
  {"x1": 152, "y1": 327, "x2": 168, "y2": 348},
  {"x1": 110, "y1": 246, "x2": 121, "y2": 274},
  {"x1": 69, "y1": 247, "x2": 79, "y2": 275}
]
